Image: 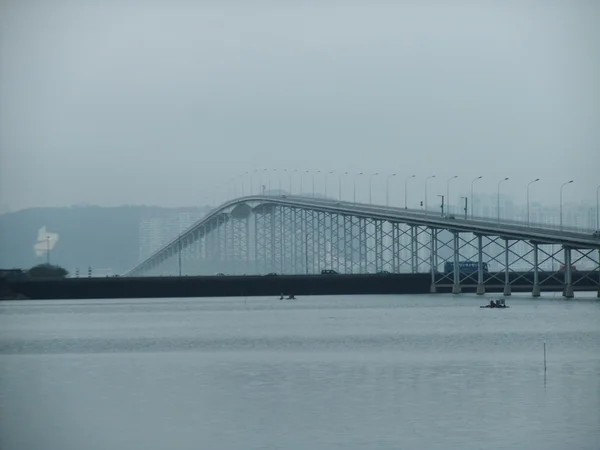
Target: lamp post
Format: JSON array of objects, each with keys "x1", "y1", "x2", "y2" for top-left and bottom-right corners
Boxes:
[
  {"x1": 250, "y1": 169, "x2": 259, "y2": 195},
  {"x1": 404, "y1": 174, "x2": 416, "y2": 209},
  {"x1": 289, "y1": 169, "x2": 298, "y2": 195},
  {"x1": 559, "y1": 180, "x2": 574, "y2": 229},
  {"x1": 339, "y1": 172, "x2": 348, "y2": 201},
  {"x1": 324, "y1": 171, "x2": 334, "y2": 198},
  {"x1": 460, "y1": 196, "x2": 468, "y2": 219},
  {"x1": 526, "y1": 178, "x2": 540, "y2": 226},
  {"x1": 46, "y1": 236, "x2": 50, "y2": 265},
  {"x1": 369, "y1": 172, "x2": 379, "y2": 204},
  {"x1": 424, "y1": 175, "x2": 435, "y2": 212},
  {"x1": 300, "y1": 170, "x2": 309, "y2": 195},
  {"x1": 258, "y1": 168, "x2": 268, "y2": 195},
  {"x1": 240, "y1": 171, "x2": 249, "y2": 197},
  {"x1": 470, "y1": 176, "x2": 482, "y2": 219},
  {"x1": 497, "y1": 177, "x2": 509, "y2": 223},
  {"x1": 312, "y1": 170, "x2": 321, "y2": 198},
  {"x1": 353, "y1": 172, "x2": 363, "y2": 204},
  {"x1": 386, "y1": 173, "x2": 397, "y2": 208},
  {"x1": 446, "y1": 176, "x2": 458, "y2": 215}
]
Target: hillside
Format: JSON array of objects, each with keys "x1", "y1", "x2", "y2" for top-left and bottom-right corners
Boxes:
[{"x1": 0, "y1": 205, "x2": 209, "y2": 275}]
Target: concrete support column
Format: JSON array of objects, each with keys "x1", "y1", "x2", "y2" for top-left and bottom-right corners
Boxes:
[
  {"x1": 563, "y1": 246, "x2": 574, "y2": 298},
  {"x1": 532, "y1": 242, "x2": 540, "y2": 297},
  {"x1": 452, "y1": 232, "x2": 461, "y2": 294},
  {"x1": 430, "y1": 228, "x2": 437, "y2": 293},
  {"x1": 503, "y1": 239, "x2": 512, "y2": 296},
  {"x1": 476, "y1": 234, "x2": 485, "y2": 295},
  {"x1": 411, "y1": 226, "x2": 417, "y2": 274}
]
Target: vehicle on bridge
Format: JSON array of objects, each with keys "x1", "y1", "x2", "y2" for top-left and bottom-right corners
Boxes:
[
  {"x1": 321, "y1": 269, "x2": 339, "y2": 275},
  {"x1": 444, "y1": 261, "x2": 489, "y2": 274}
]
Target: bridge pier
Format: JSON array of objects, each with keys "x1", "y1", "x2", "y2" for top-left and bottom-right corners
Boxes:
[
  {"x1": 503, "y1": 239, "x2": 511, "y2": 296},
  {"x1": 563, "y1": 246, "x2": 574, "y2": 298},
  {"x1": 452, "y1": 232, "x2": 461, "y2": 294},
  {"x1": 532, "y1": 242, "x2": 540, "y2": 297},
  {"x1": 430, "y1": 228, "x2": 437, "y2": 293},
  {"x1": 476, "y1": 234, "x2": 485, "y2": 295}
]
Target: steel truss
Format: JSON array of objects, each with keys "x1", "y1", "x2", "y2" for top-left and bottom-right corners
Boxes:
[{"x1": 138, "y1": 202, "x2": 600, "y2": 297}]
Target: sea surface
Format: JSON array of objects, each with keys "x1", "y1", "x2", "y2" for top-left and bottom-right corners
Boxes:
[{"x1": 1, "y1": 293, "x2": 599, "y2": 450}]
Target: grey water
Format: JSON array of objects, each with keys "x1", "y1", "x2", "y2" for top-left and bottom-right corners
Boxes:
[{"x1": 1, "y1": 294, "x2": 599, "y2": 450}]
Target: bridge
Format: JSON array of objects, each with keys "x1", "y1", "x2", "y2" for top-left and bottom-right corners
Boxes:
[{"x1": 124, "y1": 195, "x2": 600, "y2": 298}]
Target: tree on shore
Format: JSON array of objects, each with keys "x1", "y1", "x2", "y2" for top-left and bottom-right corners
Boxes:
[{"x1": 28, "y1": 264, "x2": 69, "y2": 278}]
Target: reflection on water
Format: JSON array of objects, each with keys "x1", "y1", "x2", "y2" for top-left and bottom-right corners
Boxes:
[{"x1": 1, "y1": 294, "x2": 599, "y2": 450}]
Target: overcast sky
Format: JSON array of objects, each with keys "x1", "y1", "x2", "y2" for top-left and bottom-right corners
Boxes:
[{"x1": 1, "y1": 0, "x2": 599, "y2": 211}]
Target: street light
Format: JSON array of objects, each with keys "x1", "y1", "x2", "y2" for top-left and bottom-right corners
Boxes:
[
  {"x1": 497, "y1": 177, "x2": 509, "y2": 222},
  {"x1": 446, "y1": 176, "x2": 458, "y2": 214},
  {"x1": 404, "y1": 174, "x2": 416, "y2": 209},
  {"x1": 312, "y1": 170, "x2": 321, "y2": 197},
  {"x1": 324, "y1": 171, "x2": 334, "y2": 198},
  {"x1": 526, "y1": 178, "x2": 540, "y2": 226},
  {"x1": 258, "y1": 168, "x2": 268, "y2": 195},
  {"x1": 559, "y1": 180, "x2": 574, "y2": 229},
  {"x1": 46, "y1": 236, "x2": 50, "y2": 265},
  {"x1": 338, "y1": 172, "x2": 348, "y2": 201},
  {"x1": 369, "y1": 172, "x2": 379, "y2": 204},
  {"x1": 424, "y1": 175, "x2": 435, "y2": 212},
  {"x1": 353, "y1": 172, "x2": 363, "y2": 204},
  {"x1": 240, "y1": 171, "x2": 249, "y2": 197},
  {"x1": 386, "y1": 173, "x2": 397, "y2": 208},
  {"x1": 289, "y1": 169, "x2": 298, "y2": 195},
  {"x1": 250, "y1": 169, "x2": 259, "y2": 195},
  {"x1": 300, "y1": 170, "x2": 309, "y2": 195},
  {"x1": 470, "y1": 176, "x2": 482, "y2": 219}
]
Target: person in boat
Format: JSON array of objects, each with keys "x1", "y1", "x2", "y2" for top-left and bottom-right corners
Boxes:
[{"x1": 489, "y1": 300, "x2": 496, "y2": 308}]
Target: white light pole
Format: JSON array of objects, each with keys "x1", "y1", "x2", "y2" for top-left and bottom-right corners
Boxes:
[
  {"x1": 312, "y1": 170, "x2": 320, "y2": 197},
  {"x1": 289, "y1": 169, "x2": 298, "y2": 195},
  {"x1": 369, "y1": 172, "x2": 379, "y2": 204},
  {"x1": 497, "y1": 177, "x2": 509, "y2": 223},
  {"x1": 324, "y1": 171, "x2": 334, "y2": 198},
  {"x1": 258, "y1": 168, "x2": 268, "y2": 195},
  {"x1": 386, "y1": 173, "x2": 397, "y2": 208},
  {"x1": 470, "y1": 176, "x2": 482, "y2": 219},
  {"x1": 46, "y1": 236, "x2": 51, "y2": 265},
  {"x1": 424, "y1": 175, "x2": 435, "y2": 212},
  {"x1": 404, "y1": 174, "x2": 416, "y2": 209},
  {"x1": 300, "y1": 170, "x2": 309, "y2": 195},
  {"x1": 250, "y1": 169, "x2": 259, "y2": 195},
  {"x1": 353, "y1": 172, "x2": 363, "y2": 204},
  {"x1": 559, "y1": 180, "x2": 573, "y2": 229},
  {"x1": 238, "y1": 172, "x2": 248, "y2": 197},
  {"x1": 526, "y1": 178, "x2": 540, "y2": 226},
  {"x1": 339, "y1": 172, "x2": 348, "y2": 201},
  {"x1": 446, "y1": 175, "x2": 458, "y2": 215},
  {"x1": 281, "y1": 169, "x2": 287, "y2": 194}
]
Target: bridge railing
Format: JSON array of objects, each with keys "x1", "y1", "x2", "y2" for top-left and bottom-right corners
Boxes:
[{"x1": 269, "y1": 194, "x2": 597, "y2": 235}]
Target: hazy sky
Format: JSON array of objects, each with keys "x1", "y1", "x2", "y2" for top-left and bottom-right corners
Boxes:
[{"x1": 1, "y1": 0, "x2": 599, "y2": 211}]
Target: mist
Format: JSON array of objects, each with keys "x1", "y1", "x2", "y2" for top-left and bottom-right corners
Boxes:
[{"x1": 1, "y1": 1, "x2": 599, "y2": 212}]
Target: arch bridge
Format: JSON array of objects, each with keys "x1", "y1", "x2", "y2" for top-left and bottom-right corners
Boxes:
[{"x1": 124, "y1": 195, "x2": 600, "y2": 298}]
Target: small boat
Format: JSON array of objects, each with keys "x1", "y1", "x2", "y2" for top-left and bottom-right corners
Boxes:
[{"x1": 480, "y1": 299, "x2": 509, "y2": 309}]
